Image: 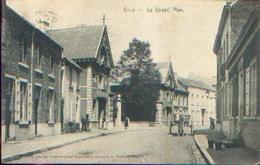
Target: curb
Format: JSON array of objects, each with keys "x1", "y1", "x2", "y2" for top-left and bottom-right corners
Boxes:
[
  {"x1": 193, "y1": 135, "x2": 216, "y2": 164},
  {"x1": 2, "y1": 130, "x2": 123, "y2": 163}
]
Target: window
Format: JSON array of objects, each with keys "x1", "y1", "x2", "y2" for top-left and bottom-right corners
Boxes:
[
  {"x1": 250, "y1": 63, "x2": 257, "y2": 117},
  {"x1": 245, "y1": 67, "x2": 250, "y2": 116},
  {"x1": 20, "y1": 82, "x2": 28, "y2": 121},
  {"x1": 191, "y1": 94, "x2": 194, "y2": 105},
  {"x1": 19, "y1": 37, "x2": 27, "y2": 63},
  {"x1": 69, "y1": 67, "x2": 73, "y2": 87},
  {"x1": 47, "y1": 89, "x2": 55, "y2": 123},
  {"x1": 77, "y1": 72, "x2": 80, "y2": 90},
  {"x1": 197, "y1": 95, "x2": 199, "y2": 106},
  {"x1": 35, "y1": 44, "x2": 42, "y2": 69},
  {"x1": 49, "y1": 52, "x2": 54, "y2": 74}
]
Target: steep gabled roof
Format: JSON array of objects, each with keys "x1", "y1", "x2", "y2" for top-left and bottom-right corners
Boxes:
[
  {"x1": 156, "y1": 61, "x2": 176, "y2": 84},
  {"x1": 47, "y1": 25, "x2": 105, "y2": 60},
  {"x1": 156, "y1": 62, "x2": 170, "y2": 83}
]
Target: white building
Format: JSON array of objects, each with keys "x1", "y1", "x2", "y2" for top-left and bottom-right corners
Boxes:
[
  {"x1": 61, "y1": 57, "x2": 82, "y2": 131},
  {"x1": 178, "y1": 78, "x2": 216, "y2": 127}
]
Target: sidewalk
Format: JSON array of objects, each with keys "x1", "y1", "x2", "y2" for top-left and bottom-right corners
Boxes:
[
  {"x1": 1, "y1": 127, "x2": 125, "y2": 162},
  {"x1": 194, "y1": 134, "x2": 260, "y2": 164}
]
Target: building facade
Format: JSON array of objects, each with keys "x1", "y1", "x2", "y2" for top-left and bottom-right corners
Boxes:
[
  {"x1": 61, "y1": 57, "x2": 82, "y2": 131},
  {"x1": 178, "y1": 78, "x2": 216, "y2": 127},
  {"x1": 155, "y1": 62, "x2": 176, "y2": 125},
  {"x1": 213, "y1": 0, "x2": 260, "y2": 150},
  {"x1": 1, "y1": 5, "x2": 63, "y2": 142},
  {"x1": 47, "y1": 25, "x2": 114, "y2": 129}
]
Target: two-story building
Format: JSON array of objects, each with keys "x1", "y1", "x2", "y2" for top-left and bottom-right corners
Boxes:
[
  {"x1": 213, "y1": 0, "x2": 260, "y2": 150},
  {"x1": 1, "y1": 5, "x2": 63, "y2": 142},
  {"x1": 178, "y1": 78, "x2": 216, "y2": 127},
  {"x1": 47, "y1": 25, "x2": 114, "y2": 129}
]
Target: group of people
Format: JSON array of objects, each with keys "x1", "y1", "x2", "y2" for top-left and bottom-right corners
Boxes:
[
  {"x1": 169, "y1": 115, "x2": 216, "y2": 136},
  {"x1": 169, "y1": 115, "x2": 186, "y2": 136}
]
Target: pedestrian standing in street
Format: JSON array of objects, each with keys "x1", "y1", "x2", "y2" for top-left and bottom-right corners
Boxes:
[
  {"x1": 178, "y1": 116, "x2": 184, "y2": 136},
  {"x1": 124, "y1": 117, "x2": 129, "y2": 130},
  {"x1": 189, "y1": 119, "x2": 193, "y2": 135},
  {"x1": 210, "y1": 117, "x2": 215, "y2": 130},
  {"x1": 102, "y1": 118, "x2": 106, "y2": 129},
  {"x1": 85, "y1": 114, "x2": 90, "y2": 132},
  {"x1": 169, "y1": 120, "x2": 173, "y2": 134},
  {"x1": 81, "y1": 115, "x2": 86, "y2": 131}
]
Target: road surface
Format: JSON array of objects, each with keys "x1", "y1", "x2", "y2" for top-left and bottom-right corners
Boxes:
[{"x1": 10, "y1": 127, "x2": 206, "y2": 164}]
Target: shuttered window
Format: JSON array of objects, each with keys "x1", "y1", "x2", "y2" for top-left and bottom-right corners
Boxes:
[
  {"x1": 20, "y1": 82, "x2": 28, "y2": 121},
  {"x1": 47, "y1": 89, "x2": 55, "y2": 123}
]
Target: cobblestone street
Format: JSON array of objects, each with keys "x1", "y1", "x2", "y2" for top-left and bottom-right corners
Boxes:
[{"x1": 9, "y1": 127, "x2": 206, "y2": 164}]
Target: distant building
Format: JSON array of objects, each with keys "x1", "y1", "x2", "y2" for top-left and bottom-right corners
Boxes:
[
  {"x1": 213, "y1": 0, "x2": 260, "y2": 150},
  {"x1": 156, "y1": 62, "x2": 176, "y2": 125},
  {"x1": 47, "y1": 25, "x2": 114, "y2": 129},
  {"x1": 61, "y1": 57, "x2": 82, "y2": 131},
  {"x1": 156, "y1": 62, "x2": 189, "y2": 125},
  {"x1": 1, "y1": 4, "x2": 63, "y2": 142},
  {"x1": 178, "y1": 78, "x2": 216, "y2": 127}
]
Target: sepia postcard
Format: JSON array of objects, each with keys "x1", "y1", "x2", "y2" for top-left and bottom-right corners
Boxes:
[{"x1": 1, "y1": 0, "x2": 260, "y2": 164}]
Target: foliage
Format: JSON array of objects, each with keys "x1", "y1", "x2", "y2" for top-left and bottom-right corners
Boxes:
[{"x1": 116, "y1": 38, "x2": 161, "y2": 121}]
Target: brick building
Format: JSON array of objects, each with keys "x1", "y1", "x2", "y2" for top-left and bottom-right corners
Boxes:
[
  {"x1": 47, "y1": 25, "x2": 114, "y2": 129},
  {"x1": 1, "y1": 5, "x2": 63, "y2": 142},
  {"x1": 213, "y1": 0, "x2": 260, "y2": 150}
]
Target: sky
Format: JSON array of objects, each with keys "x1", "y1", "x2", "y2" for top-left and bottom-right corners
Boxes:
[{"x1": 7, "y1": 0, "x2": 226, "y2": 80}]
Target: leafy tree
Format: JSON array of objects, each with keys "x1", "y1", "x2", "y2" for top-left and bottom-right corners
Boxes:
[{"x1": 116, "y1": 38, "x2": 161, "y2": 121}]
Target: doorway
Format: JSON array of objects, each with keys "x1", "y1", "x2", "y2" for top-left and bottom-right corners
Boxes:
[
  {"x1": 34, "y1": 86, "x2": 41, "y2": 135},
  {"x1": 98, "y1": 98, "x2": 107, "y2": 129}
]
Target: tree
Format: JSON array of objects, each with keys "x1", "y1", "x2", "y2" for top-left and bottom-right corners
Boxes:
[{"x1": 116, "y1": 38, "x2": 161, "y2": 121}]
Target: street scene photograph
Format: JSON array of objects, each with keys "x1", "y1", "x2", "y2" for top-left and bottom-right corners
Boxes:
[{"x1": 1, "y1": 0, "x2": 260, "y2": 164}]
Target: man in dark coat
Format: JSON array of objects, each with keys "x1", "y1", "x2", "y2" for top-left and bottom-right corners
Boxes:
[
  {"x1": 210, "y1": 117, "x2": 215, "y2": 130},
  {"x1": 124, "y1": 117, "x2": 129, "y2": 129},
  {"x1": 81, "y1": 115, "x2": 86, "y2": 131},
  {"x1": 85, "y1": 114, "x2": 91, "y2": 132},
  {"x1": 178, "y1": 116, "x2": 184, "y2": 136}
]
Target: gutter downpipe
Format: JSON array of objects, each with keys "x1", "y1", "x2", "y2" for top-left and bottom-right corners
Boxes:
[{"x1": 30, "y1": 28, "x2": 35, "y2": 134}]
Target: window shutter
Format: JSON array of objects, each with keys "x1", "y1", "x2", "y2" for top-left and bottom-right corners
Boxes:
[
  {"x1": 15, "y1": 79, "x2": 20, "y2": 122},
  {"x1": 28, "y1": 83, "x2": 32, "y2": 122}
]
